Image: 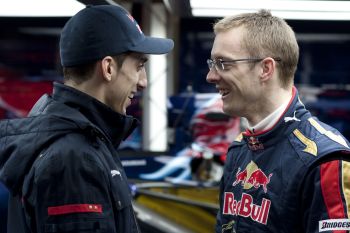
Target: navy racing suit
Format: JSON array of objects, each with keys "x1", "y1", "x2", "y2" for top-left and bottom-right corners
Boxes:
[{"x1": 216, "y1": 87, "x2": 350, "y2": 233}]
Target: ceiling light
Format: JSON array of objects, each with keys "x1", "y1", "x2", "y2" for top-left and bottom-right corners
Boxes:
[
  {"x1": 190, "y1": 0, "x2": 350, "y2": 20},
  {"x1": 0, "y1": 0, "x2": 85, "y2": 17}
]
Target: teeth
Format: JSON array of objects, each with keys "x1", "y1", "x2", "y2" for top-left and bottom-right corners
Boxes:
[
  {"x1": 129, "y1": 93, "x2": 136, "y2": 99},
  {"x1": 219, "y1": 89, "x2": 229, "y2": 96}
]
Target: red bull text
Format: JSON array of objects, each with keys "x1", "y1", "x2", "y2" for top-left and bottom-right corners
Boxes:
[{"x1": 223, "y1": 192, "x2": 271, "y2": 225}]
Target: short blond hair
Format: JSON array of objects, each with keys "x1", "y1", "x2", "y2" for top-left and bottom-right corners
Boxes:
[{"x1": 214, "y1": 9, "x2": 299, "y2": 88}]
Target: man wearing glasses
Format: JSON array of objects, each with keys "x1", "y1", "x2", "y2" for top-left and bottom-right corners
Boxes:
[{"x1": 207, "y1": 9, "x2": 350, "y2": 233}]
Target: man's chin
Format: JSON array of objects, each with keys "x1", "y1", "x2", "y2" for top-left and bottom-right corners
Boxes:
[
  {"x1": 113, "y1": 107, "x2": 126, "y2": 115},
  {"x1": 222, "y1": 105, "x2": 234, "y2": 116}
]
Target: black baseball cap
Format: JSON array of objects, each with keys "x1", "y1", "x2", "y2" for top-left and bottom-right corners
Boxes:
[{"x1": 60, "y1": 5, "x2": 174, "y2": 67}]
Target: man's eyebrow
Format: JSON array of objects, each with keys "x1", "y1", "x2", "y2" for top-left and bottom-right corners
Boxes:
[
  {"x1": 139, "y1": 56, "x2": 148, "y2": 63},
  {"x1": 130, "y1": 53, "x2": 148, "y2": 63}
]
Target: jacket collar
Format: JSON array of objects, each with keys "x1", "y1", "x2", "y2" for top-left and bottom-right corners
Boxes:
[{"x1": 52, "y1": 82, "x2": 139, "y2": 146}]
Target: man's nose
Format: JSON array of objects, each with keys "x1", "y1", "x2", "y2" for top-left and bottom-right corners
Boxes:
[
  {"x1": 206, "y1": 69, "x2": 220, "y2": 83},
  {"x1": 137, "y1": 73, "x2": 147, "y2": 91}
]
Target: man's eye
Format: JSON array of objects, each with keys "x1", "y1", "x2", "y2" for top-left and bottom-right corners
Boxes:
[
  {"x1": 137, "y1": 57, "x2": 148, "y2": 71},
  {"x1": 137, "y1": 63, "x2": 145, "y2": 70}
]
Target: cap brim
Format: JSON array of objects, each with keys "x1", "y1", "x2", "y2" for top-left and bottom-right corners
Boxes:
[{"x1": 130, "y1": 37, "x2": 174, "y2": 54}]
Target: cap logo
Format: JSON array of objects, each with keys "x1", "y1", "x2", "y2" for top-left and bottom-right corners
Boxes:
[{"x1": 126, "y1": 14, "x2": 143, "y2": 34}]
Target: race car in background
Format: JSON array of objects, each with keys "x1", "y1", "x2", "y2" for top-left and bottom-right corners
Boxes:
[{"x1": 121, "y1": 93, "x2": 242, "y2": 233}]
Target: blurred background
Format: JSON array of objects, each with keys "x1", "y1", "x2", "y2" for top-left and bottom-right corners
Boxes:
[{"x1": 0, "y1": 0, "x2": 349, "y2": 232}]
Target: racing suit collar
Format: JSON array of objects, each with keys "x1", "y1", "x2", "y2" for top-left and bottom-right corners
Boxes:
[
  {"x1": 52, "y1": 82, "x2": 139, "y2": 146},
  {"x1": 242, "y1": 87, "x2": 311, "y2": 150},
  {"x1": 247, "y1": 98, "x2": 290, "y2": 134}
]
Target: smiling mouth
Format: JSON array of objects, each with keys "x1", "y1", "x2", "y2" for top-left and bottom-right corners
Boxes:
[
  {"x1": 128, "y1": 92, "x2": 136, "y2": 100},
  {"x1": 219, "y1": 89, "x2": 229, "y2": 97}
]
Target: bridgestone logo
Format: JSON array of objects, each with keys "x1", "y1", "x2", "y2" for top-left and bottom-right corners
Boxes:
[{"x1": 319, "y1": 219, "x2": 350, "y2": 232}]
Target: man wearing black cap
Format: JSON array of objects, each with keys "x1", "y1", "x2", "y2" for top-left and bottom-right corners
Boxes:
[{"x1": 0, "y1": 4, "x2": 173, "y2": 233}]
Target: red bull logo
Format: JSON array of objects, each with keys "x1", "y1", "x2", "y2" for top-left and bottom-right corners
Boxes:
[
  {"x1": 126, "y1": 14, "x2": 143, "y2": 34},
  {"x1": 247, "y1": 169, "x2": 273, "y2": 193},
  {"x1": 232, "y1": 167, "x2": 248, "y2": 186},
  {"x1": 223, "y1": 161, "x2": 273, "y2": 224},
  {"x1": 248, "y1": 136, "x2": 264, "y2": 151},
  {"x1": 232, "y1": 161, "x2": 273, "y2": 193},
  {"x1": 223, "y1": 192, "x2": 271, "y2": 225}
]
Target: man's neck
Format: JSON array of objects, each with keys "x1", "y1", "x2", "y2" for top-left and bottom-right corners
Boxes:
[{"x1": 246, "y1": 87, "x2": 293, "y2": 130}]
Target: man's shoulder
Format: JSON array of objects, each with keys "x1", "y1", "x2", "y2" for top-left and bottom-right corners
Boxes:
[
  {"x1": 42, "y1": 130, "x2": 101, "y2": 157},
  {"x1": 32, "y1": 133, "x2": 105, "y2": 176},
  {"x1": 288, "y1": 116, "x2": 350, "y2": 164}
]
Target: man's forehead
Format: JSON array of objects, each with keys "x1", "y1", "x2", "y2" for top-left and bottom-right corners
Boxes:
[
  {"x1": 212, "y1": 27, "x2": 249, "y2": 56},
  {"x1": 128, "y1": 52, "x2": 148, "y2": 61}
]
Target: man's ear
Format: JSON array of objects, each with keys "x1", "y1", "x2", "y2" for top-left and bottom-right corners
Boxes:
[
  {"x1": 260, "y1": 57, "x2": 276, "y2": 82},
  {"x1": 101, "y1": 56, "x2": 116, "y2": 82}
]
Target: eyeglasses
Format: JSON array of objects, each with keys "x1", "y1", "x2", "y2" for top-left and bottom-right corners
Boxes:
[{"x1": 207, "y1": 57, "x2": 281, "y2": 71}]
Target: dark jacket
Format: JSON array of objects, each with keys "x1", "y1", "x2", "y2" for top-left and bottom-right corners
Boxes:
[
  {"x1": 0, "y1": 82, "x2": 140, "y2": 233},
  {"x1": 216, "y1": 87, "x2": 350, "y2": 233}
]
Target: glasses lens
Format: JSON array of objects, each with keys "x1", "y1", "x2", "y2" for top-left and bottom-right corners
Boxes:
[
  {"x1": 207, "y1": 59, "x2": 214, "y2": 70},
  {"x1": 217, "y1": 59, "x2": 225, "y2": 70}
]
